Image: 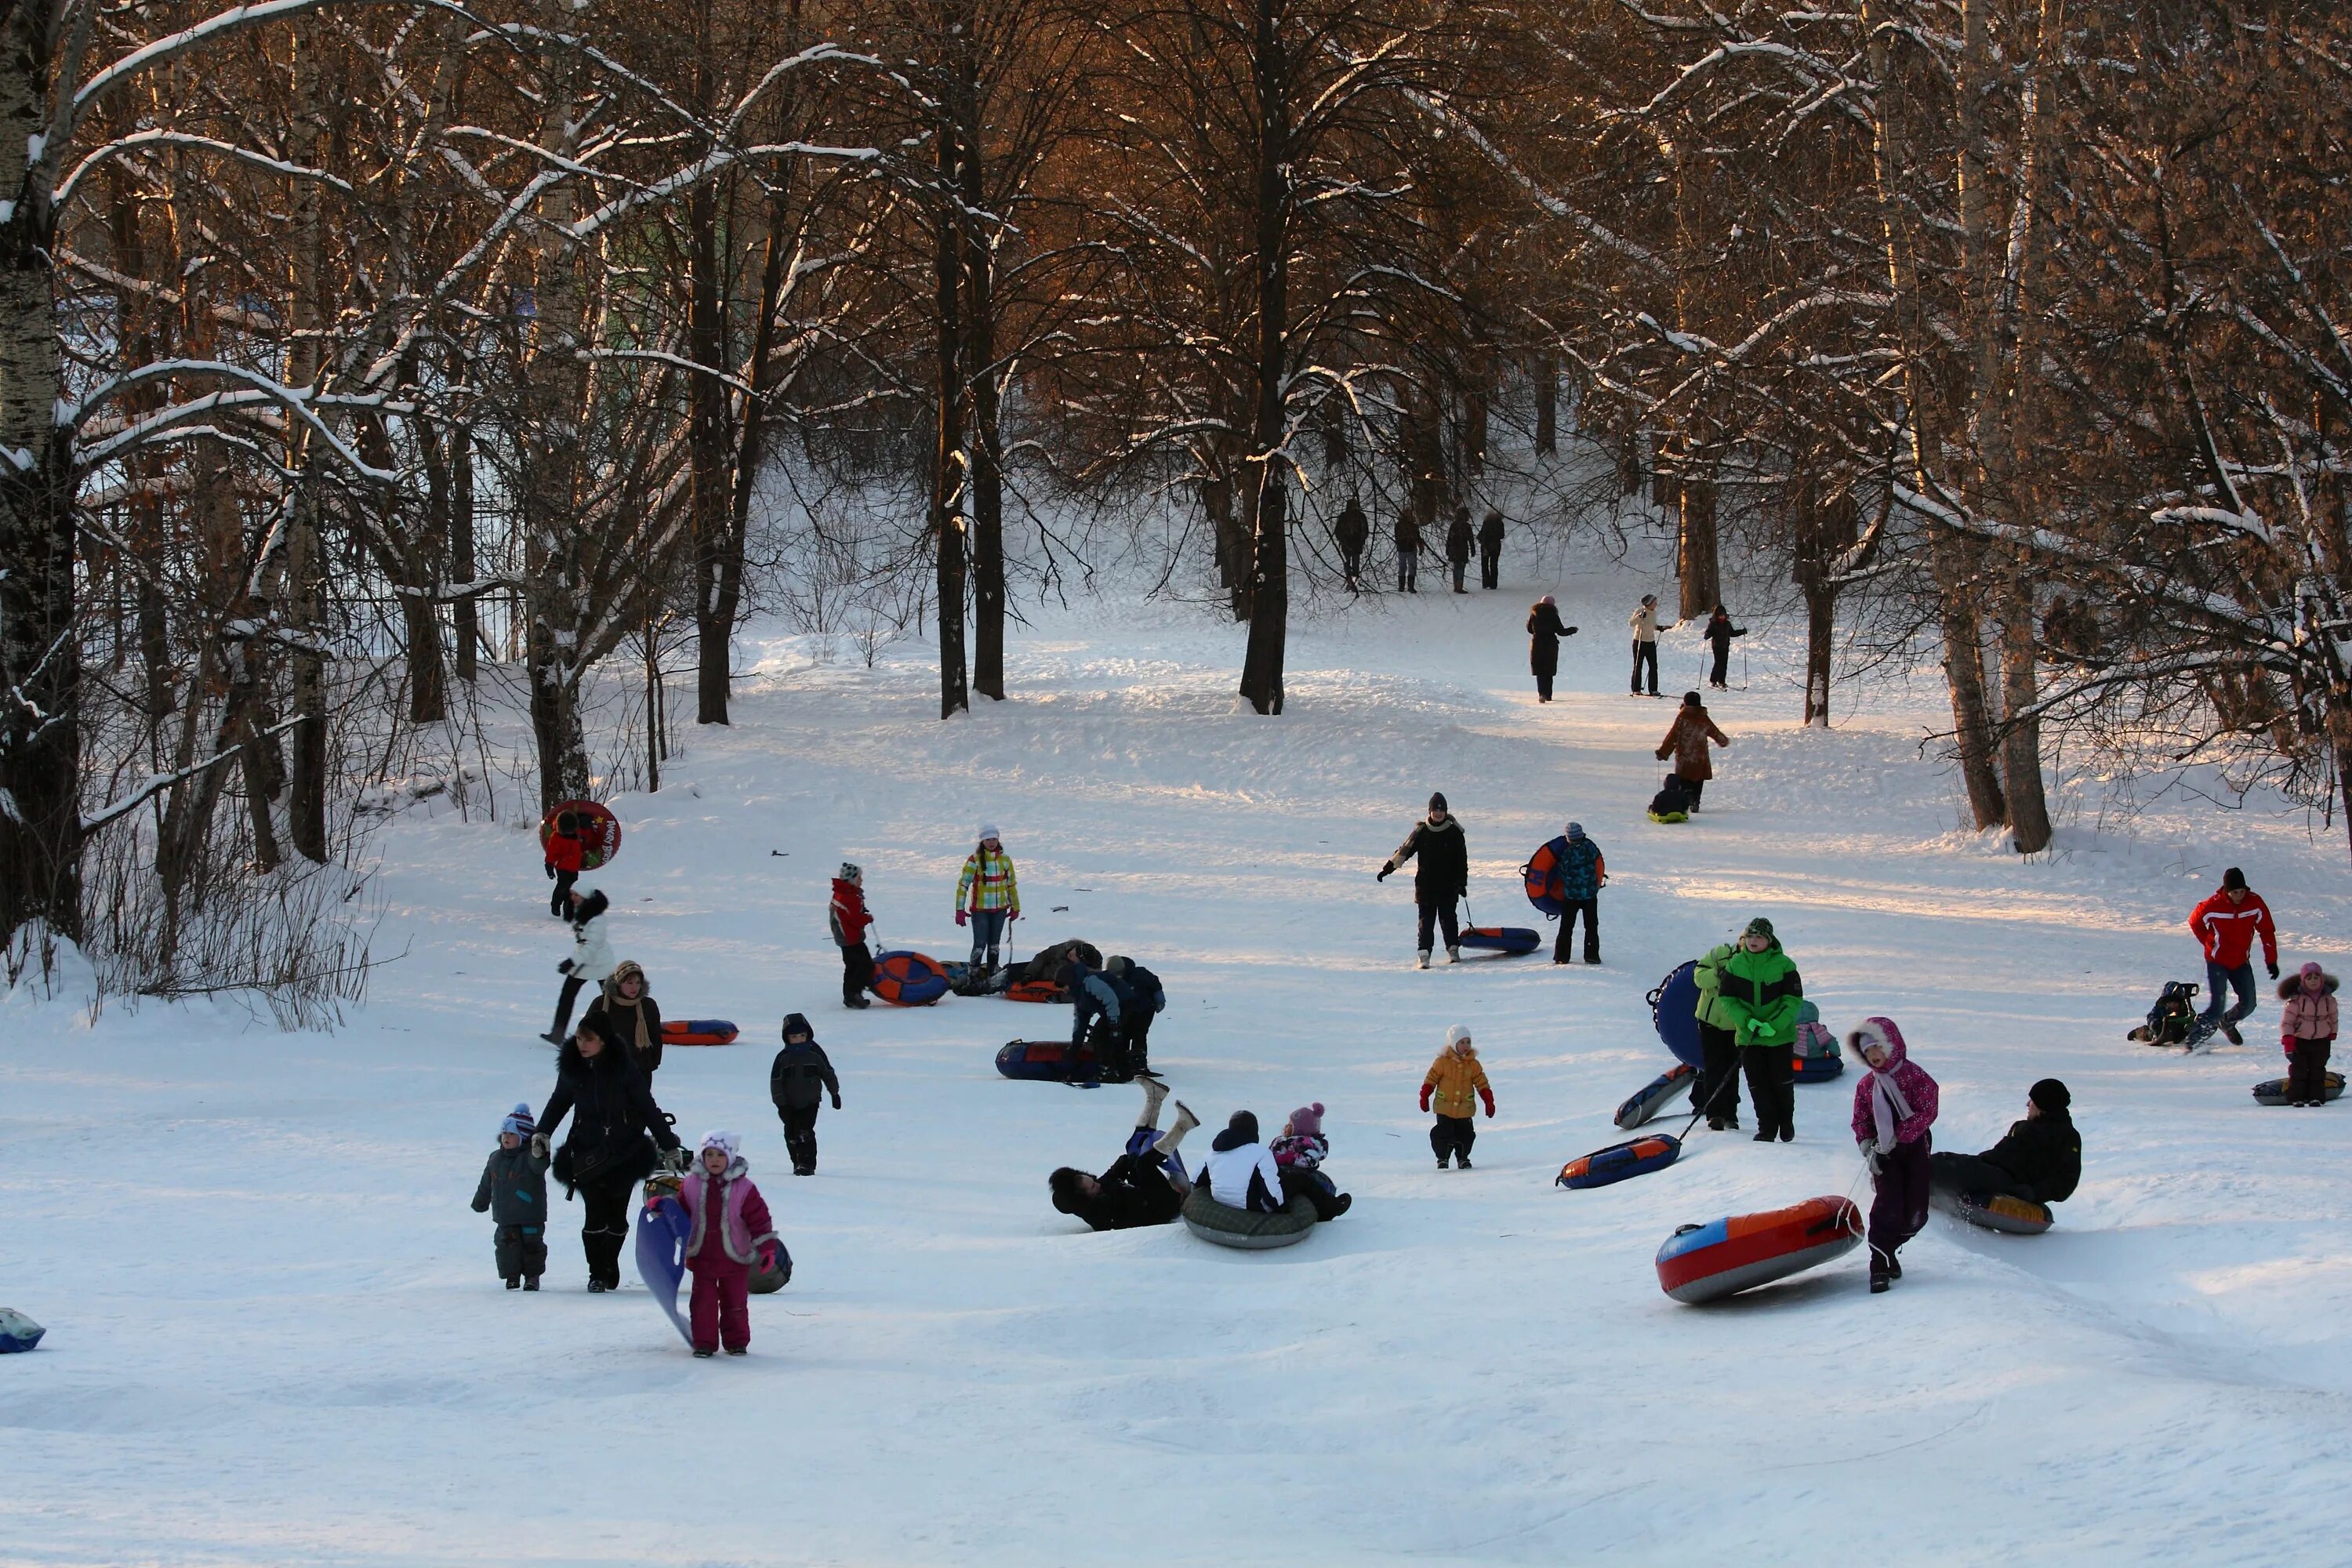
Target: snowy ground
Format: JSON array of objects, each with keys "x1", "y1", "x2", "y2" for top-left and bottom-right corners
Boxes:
[{"x1": 8, "y1": 550, "x2": 2352, "y2": 1566}]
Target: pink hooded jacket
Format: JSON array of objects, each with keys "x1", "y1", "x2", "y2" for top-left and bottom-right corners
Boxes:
[
  {"x1": 1847, "y1": 1016, "x2": 1939, "y2": 1148},
  {"x1": 678, "y1": 1153, "x2": 778, "y2": 1271}
]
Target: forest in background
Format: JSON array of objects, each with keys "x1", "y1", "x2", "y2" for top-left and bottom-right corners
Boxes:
[{"x1": 1, "y1": 0, "x2": 2347, "y2": 1010}]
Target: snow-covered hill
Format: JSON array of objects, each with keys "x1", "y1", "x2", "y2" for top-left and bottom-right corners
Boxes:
[{"x1": 7, "y1": 561, "x2": 2349, "y2": 1566}]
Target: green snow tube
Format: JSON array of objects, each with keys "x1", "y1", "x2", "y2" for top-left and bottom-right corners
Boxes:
[{"x1": 1181, "y1": 1185, "x2": 1319, "y2": 1250}]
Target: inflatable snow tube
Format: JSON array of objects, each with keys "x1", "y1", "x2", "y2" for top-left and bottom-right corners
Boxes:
[
  {"x1": 660, "y1": 1019, "x2": 739, "y2": 1047},
  {"x1": 1459, "y1": 925, "x2": 1541, "y2": 956},
  {"x1": 1650, "y1": 960, "x2": 1704, "y2": 1069},
  {"x1": 1791, "y1": 1052, "x2": 1845, "y2": 1083},
  {"x1": 1005, "y1": 978, "x2": 1064, "y2": 1004},
  {"x1": 541, "y1": 798, "x2": 622, "y2": 869},
  {"x1": 1933, "y1": 1188, "x2": 2053, "y2": 1236},
  {"x1": 2252, "y1": 1073, "x2": 2344, "y2": 1106},
  {"x1": 1614, "y1": 1062, "x2": 1697, "y2": 1130},
  {"x1": 869, "y1": 949, "x2": 950, "y2": 1006},
  {"x1": 995, "y1": 1039, "x2": 1098, "y2": 1083},
  {"x1": 1655, "y1": 1196, "x2": 1864, "y2": 1304},
  {"x1": 0, "y1": 1308, "x2": 44, "y2": 1354},
  {"x1": 1521, "y1": 839, "x2": 1566, "y2": 919},
  {"x1": 1181, "y1": 1186, "x2": 1319, "y2": 1250},
  {"x1": 1557, "y1": 1133, "x2": 1681, "y2": 1190},
  {"x1": 748, "y1": 1243, "x2": 793, "y2": 1294}
]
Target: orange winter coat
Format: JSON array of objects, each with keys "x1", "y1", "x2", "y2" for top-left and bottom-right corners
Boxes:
[{"x1": 1422, "y1": 1045, "x2": 1492, "y2": 1119}]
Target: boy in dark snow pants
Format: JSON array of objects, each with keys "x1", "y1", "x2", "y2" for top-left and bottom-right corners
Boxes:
[
  {"x1": 830, "y1": 862, "x2": 875, "y2": 1009},
  {"x1": 472, "y1": 1103, "x2": 550, "y2": 1288},
  {"x1": 769, "y1": 1013, "x2": 842, "y2": 1175}
]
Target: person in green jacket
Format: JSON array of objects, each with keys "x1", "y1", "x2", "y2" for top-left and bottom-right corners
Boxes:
[
  {"x1": 1691, "y1": 942, "x2": 1746, "y2": 1131},
  {"x1": 1713, "y1": 916, "x2": 1803, "y2": 1142}
]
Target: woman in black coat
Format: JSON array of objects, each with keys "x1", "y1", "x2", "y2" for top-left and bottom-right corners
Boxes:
[
  {"x1": 535, "y1": 1015, "x2": 684, "y2": 1290},
  {"x1": 1703, "y1": 604, "x2": 1746, "y2": 690},
  {"x1": 1526, "y1": 595, "x2": 1577, "y2": 702}
]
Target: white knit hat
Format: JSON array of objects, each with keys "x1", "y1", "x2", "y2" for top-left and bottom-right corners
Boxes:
[
  {"x1": 699, "y1": 1130, "x2": 741, "y2": 1160},
  {"x1": 1445, "y1": 1023, "x2": 1472, "y2": 1050},
  {"x1": 978, "y1": 824, "x2": 1000, "y2": 844}
]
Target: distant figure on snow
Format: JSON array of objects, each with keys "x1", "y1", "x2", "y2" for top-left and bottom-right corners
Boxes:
[
  {"x1": 831, "y1": 862, "x2": 875, "y2": 1009},
  {"x1": 955, "y1": 826, "x2": 1021, "y2": 975},
  {"x1": 543, "y1": 884, "x2": 615, "y2": 1045},
  {"x1": 1929, "y1": 1078, "x2": 2080, "y2": 1205},
  {"x1": 1479, "y1": 510, "x2": 1506, "y2": 590},
  {"x1": 1628, "y1": 593, "x2": 1674, "y2": 696},
  {"x1": 544, "y1": 810, "x2": 584, "y2": 918},
  {"x1": 471, "y1": 1102, "x2": 550, "y2": 1290},
  {"x1": 1334, "y1": 498, "x2": 1370, "y2": 592},
  {"x1": 1536, "y1": 820, "x2": 1605, "y2": 965},
  {"x1": 1048, "y1": 1078, "x2": 1201, "y2": 1229},
  {"x1": 1395, "y1": 507, "x2": 1423, "y2": 593},
  {"x1": 1378, "y1": 791, "x2": 1468, "y2": 967},
  {"x1": 1421, "y1": 1024, "x2": 1494, "y2": 1170},
  {"x1": 1702, "y1": 604, "x2": 1745, "y2": 690},
  {"x1": 2278, "y1": 964, "x2": 2338, "y2": 1105},
  {"x1": 2188, "y1": 867, "x2": 2277, "y2": 1045},
  {"x1": 1526, "y1": 594, "x2": 1577, "y2": 703},
  {"x1": 768, "y1": 1012, "x2": 842, "y2": 1175},
  {"x1": 1656, "y1": 691, "x2": 1730, "y2": 811},
  {"x1": 1849, "y1": 1018, "x2": 1939, "y2": 1294},
  {"x1": 1445, "y1": 506, "x2": 1475, "y2": 593}
]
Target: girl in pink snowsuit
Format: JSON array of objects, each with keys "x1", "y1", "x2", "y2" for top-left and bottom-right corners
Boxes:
[
  {"x1": 678, "y1": 1131, "x2": 779, "y2": 1356},
  {"x1": 1847, "y1": 1017, "x2": 1939, "y2": 1293}
]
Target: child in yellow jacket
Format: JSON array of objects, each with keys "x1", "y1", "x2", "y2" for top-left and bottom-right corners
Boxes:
[{"x1": 1421, "y1": 1024, "x2": 1494, "y2": 1170}]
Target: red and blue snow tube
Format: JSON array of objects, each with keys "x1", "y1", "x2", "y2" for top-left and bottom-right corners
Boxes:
[
  {"x1": 1556, "y1": 1134, "x2": 1681, "y2": 1189},
  {"x1": 869, "y1": 950, "x2": 950, "y2": 1007},
  {"x1": 1459, "y1": 926, "x2": 1541, "y2": 956},
  {"x1": 1649, "y1": 960, "x2": 1704, "y2": 1069},
  {"x1": 1615, "y1": 1062, "x2": 1696, "y2": 1130},
  {"x1": 1521, "y1": 840, "x2": 1566, "y2": 919},
  {"x1": 1791, "y1": 1052, "x2": 1844, "y2": 1083},
  {"x1": 996, "y1": 1039, "x2": 1097, "y2": 1083},
  {"x1": 660, "y1": 1019, "x2": 739, "y2": 1047},
  {"x1": 1656, "y1": 1196, "x2": 1862, "y2": 1303}
]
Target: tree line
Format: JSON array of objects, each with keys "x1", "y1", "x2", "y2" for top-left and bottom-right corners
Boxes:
[{"x1": 2, "y1": 0, "x2": 2347, "y2": 997}]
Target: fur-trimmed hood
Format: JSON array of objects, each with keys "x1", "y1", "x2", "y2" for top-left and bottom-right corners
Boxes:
[{"x1": 2279, "y1": 970, "x2": 2339, "y2": 1000}]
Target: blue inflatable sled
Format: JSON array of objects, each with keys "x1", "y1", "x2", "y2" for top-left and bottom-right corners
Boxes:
[
  {"x1": 1650, "y1": 960, "x2": 1703, "y2": 1068},
  {"x1": 635, "y1": 1192, "x2": 694, "y2": 1347},
  {"x1": 1459, "y1": 926, "x2": 1541, "y2": 956}
]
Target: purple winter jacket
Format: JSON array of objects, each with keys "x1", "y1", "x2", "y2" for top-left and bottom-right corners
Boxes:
[{"x1": 1848, "y1": 1016, "x2": 1939, "y2": 1147}]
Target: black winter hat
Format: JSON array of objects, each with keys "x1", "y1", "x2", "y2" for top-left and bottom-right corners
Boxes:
[
  {"x1": 781, "y1": 1011, "x2": 815, "y2": 1044},
  {"x1": 1682, "y1": 690, "x2": 1703, "y2": 706},
  {"x1": 1428, "y1": 792, "x2": 1448, "y2": 812},
  {"x1": 2030, "y1": 1078, "x2": 2071, "y2": 1113},
  {"x1": 2223, "y1": 866, "x2": 2248, "y2": 890}
]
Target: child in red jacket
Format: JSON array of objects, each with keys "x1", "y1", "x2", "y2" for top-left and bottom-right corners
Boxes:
[
  {"x1": 544, "y1": 811, "x2": 584, "y2": 918},
  {"x1": 678, "y1": 1131, "x2": 780, "y2": 1357},
  {"x1": 830, "y1": 862, "x2": 875, "y2": 1010},
  {"x1": 2278, "y1": 962, "x2": 2339, "y2": 1106}
]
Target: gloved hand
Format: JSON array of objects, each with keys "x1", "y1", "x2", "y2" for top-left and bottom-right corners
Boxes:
[
  {"x1": 1859, "y1": 1141, "x2": 1882, "y2": 1175},
  {"x1": 1377, "y1": 863, "x2": 1393, "y2": 882},
  {"x1": 955, "y1": 909, "x2": 967, "y2": 927},
  {"x1": 530, "y1": 1133, "x2": 550, "y2": 1161},
  {"x1": 1566, "y1": 625, "x2": 1579, "y2": 635},
  {"x1": 665, "y1": 1145, "x2": 693, "y2": 1174},
  {"x1": 758, "y1": 1243, "x2": 778, "y2": 1272},
  {"x1": 1007, "y1": 909, "x2": 1019, "y2": 922},
  {"x1": 1418, "y1": 1083, "x2": 1433, "y2": 1112},
  {"x1": 831, "y1": 1094, "x2": 842, "y2": 1110},
  {"x1": 557, "y1": 958, "x2": 573, "y2": 975},
  {"x1": 545, "y1": 862, "x2": 556, "y2": 880},
  {"x1": 1479, "y1": 1087, "x2": 1496, "y2": 1119},
  {"x1": 2267, "y1": 961, "x2": 2281, "y2": 980}
]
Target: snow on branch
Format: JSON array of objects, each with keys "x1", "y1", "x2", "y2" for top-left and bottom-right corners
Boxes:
[{"x1": 80, "y1": 715, "x2": 308, "y2": 836}]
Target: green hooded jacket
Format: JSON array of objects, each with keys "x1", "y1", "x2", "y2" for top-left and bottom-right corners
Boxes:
[
  {"x1": 1709, "y1": 938, "x2": 1802, "y2": 1048},
  {"x1": 1692, "y1": 944, "x2": 1739, "y2": 1030}
]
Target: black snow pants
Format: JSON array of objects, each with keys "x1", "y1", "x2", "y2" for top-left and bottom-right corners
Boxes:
[
  {"x1": 550, "y1": 869, "x2": 577, "y2": 918},
  {"x1": 495, "y1": 1223, "x2": 549, "y2": 1282},
  {"x1": 779, "y1": 1102, "x2": 822, "y2": 1173},
  {"x1": 1696, "y1": 1022, "x2": 1742, "y2": 1125},
  {"x1": 1741, "y1": 1044, "x2": 1795, "y2": 1138},
  {"x1": 840, "y1": 940, "x2": 875, "y2": 1005},
  {"x1": 1416, "y1": 892, "x2": 1461, "y2": 955},
  {"x1": 550, "y1": 974, "x2": 588, "y2": 1040},
  {"x1": 1553, "y1": 898, "x2": 1599, "y2": 963},
  {"x1": 1927, "y1": 1150, "x2": 2034, "y2": 1203},
  {"x1": 575, "y1": 1169, "x2": 635, "y2": 1288},
  {"x1": 1431, "y1": 1114, "x2": 1476, "y2": 1166}
]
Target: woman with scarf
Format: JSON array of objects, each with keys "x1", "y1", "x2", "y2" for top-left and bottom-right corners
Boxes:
[
  {"x1": 582, "y1": 960, "x2": 663, "y2": 1077},
  {"x1": 1847, "y1": 1017, "x2": 1939, "y2": 1294}
]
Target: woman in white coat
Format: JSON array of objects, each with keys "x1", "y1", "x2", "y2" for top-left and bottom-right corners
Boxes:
[{"x1": 542, "y1": 885, "x2": 617, "y2": 1044}]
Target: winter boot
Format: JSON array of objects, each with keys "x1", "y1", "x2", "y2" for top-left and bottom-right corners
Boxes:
[
  {"x1": 539, "y1": 1031, "x2": 565, "y2": 1046},
  {"x1": 524, "y1": 1276, "x2": 540, "y2": 1291},
  {"x1": 726, "y1": 1347, "x2": 746, "y2": 1356},
  {"x1": 1436, "y1": 1152, "x2": 1450, "y2": 1170},
  {"x1": 2221, "y1": 1019, "x2": 2245, "y2": 1046},
  {"x1": 694, "y1": 1348, "x2": 715, "y2": 1359},
  {"x1": 1886, "y1": 1254, "x2": 1903, "y2": 1279},
  {"x1": 506, "y1": 1276, "x2": 521, "y2": 1290},
  {"x1": 844, "y1": 994, "x2": 870, "y2": 1010},
  {"x1": 1754, "y1": 1126, "x2": 1776, "y2": 1142},
  {"x1": 1417, "y1": 950, "x2": 1432, "y2": 970},
  {"x1": 1138, "y1": 1075, "x2": 1171, "y2": 1128},
  {"x1": 1329, "y1": 1192, "x2": 1352, "y2": 1217},
  {"x1": 588, "y1": 1278, "x2": 610, "y2": 1294},
  {"x1": 1457, "y1": 1155, "x2": 1473, "y2": 1170},
  {"x1": 1869, "y1": 1268, "x2": 1890, "y2": 1294},
  {"x1": 1154, "y1": 1101, "x2": 1201, "y2": 1157},
  {"x1": 1447, "y1": 945, "x2": 1463, "y2": 964}
]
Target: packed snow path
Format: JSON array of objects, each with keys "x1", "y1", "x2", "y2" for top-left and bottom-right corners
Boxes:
[{"x1": 8, "y1": 575, "x2": 2351, "y2": 1566}]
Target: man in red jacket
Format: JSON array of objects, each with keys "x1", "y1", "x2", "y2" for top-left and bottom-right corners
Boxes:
[{"x1": 2189, "y1": 867, "x2": 2278, "y2": 1045}]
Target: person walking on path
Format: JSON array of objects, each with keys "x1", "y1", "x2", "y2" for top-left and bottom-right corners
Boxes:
[
  {"x1": 2278, "y1": 964, "x2": 2338, "y2": 1105},
  {"x1": 2190, "y1": 867, "x2": 2278, "y2": 1045},
  {"x1": 1702, "y1": 604, "x2": 1745, "y2": 690},
  {"x1": 1334, "y1": 499, "x2": 1370, "y2": 592},
  {"x1": 768, "y1": 1012, "x2": 842, "y2": 1174},
  {"x1": 1714, "y1": 916, "x2": 1802, "y2": 1142},
  {"x1": 543, "y1": 885, "x2": 616, "y2": 1045},
  {"x1": 1395, "y1": 506, "x2": 1423, "y2": 593},
  {"x1": 1421, "y1": 1024, "x2": 1494, "y2": 1169},
  {"x1": 831, "y1": 862, "x2": 876, "y2": 1009},
  {"x1": 583, "y1": 960, "x2": 663, "y2": 1078},
  {"x1": 1629, "y1": 593, "x2": 1674, "y2": 695},
  {"x1": 677, "y1": 1130, "x2": 780, "y2": 1356},
  {"x1": 533, "y1": 1015, "x2": 685, "y2": 1291},
  {"x1": 1445, "y1": 506, "x2": 1475, "y2": 593},
  {"x1": 544, "y1": 811, "x2": 584, "y2": 918},
  {"x1": 1849, "y1": 1017, "x2": 1940, "y2": 1293},
  {"x1": 955, "y1": 826, "x2": 1021, "y2": 975},
  {"x1": 1526, "y1": 596, "x2": 1577, "y2": 702},
  {"x1": 471, "y1": 1102, "x2": 550, "y2": 1290},
  {"x1": 1478, "y1": 510, "x2": 1506, "y2": 590},
  {"x1": 1655, "y1": 691, "x2": 1730, "y2": 811},
  {"x1": 1378, "y1": 792, "x2": 1468, "y2": 967},
  {"x1": 1535, "y1": 821, "x2": 1605, "y2": 964},
  {"x1": 1929, "y1": 1079, "x2": 2079, "y2": 1204}
]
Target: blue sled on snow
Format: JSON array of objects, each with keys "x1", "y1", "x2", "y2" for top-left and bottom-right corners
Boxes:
[
  {"x1": 0, "y1": 1308, "x2": 45, "y2": 1353},
  {"x1": 1650, "y1": 960, "x2": 1704, "y2": 1069},
  {"x1": 634, "y1": 1192, "x2": 694, "y2": 1347}
]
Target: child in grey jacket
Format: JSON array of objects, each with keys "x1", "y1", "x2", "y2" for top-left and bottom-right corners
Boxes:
[{"x1": 472, "y1": 1102, "x2": 552, "y2": 1289}]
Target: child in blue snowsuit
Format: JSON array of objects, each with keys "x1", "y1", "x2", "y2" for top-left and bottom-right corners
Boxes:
[{"x1": 472, "y1": 1102, "x2": 551, "y2": 1289}]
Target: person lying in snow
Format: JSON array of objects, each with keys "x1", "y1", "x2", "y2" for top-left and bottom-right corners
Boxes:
[
  {"x1": 1048, "y1": 1079, "x2": 1201, "y2": 1230},
  {"x1": 1928, "y1": 1079, "x2": 2080, "y2": 1205}
]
